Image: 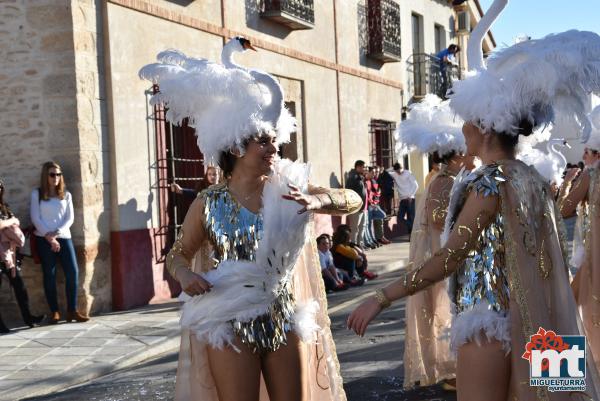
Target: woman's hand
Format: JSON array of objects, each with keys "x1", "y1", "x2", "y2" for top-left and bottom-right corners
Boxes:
[
  {"x1": 282, "y1": 184, "x2": 324, "y2": 214},
  {"x1": 170, "y1": 183, "x2": 183, "y2": 194},
  {"x1": 50, "y1": 239, "x2": 61, "y2": 253},
  {"x1": 177, "y1": 268, "x2": 213, "y2": 296},
  {"x1": 347, "y1": 296, "x2": 382, "y2": 337}
]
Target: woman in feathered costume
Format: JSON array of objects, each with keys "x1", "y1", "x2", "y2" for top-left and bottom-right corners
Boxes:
[
  {"x1": 395, "y1": 94, "x2": 475, "y2": 390},
  {"x1": 140, "y1": 37, "x2": 361, "y2": 401},
  {"x1": 348, "y1": 1, "x2": 600, "y2": 400},
  {"x1": 559, "y1": 105, "x2": 600, "y2": 373}
]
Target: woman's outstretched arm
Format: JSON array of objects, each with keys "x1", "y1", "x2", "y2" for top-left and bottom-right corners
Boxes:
[{"x1": 347, "y1": 190, "x2": 499, "y2": 336}]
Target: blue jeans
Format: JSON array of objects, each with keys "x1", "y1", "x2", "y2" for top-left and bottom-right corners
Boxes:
[
  {"x1": 36, "y1": 236, "x2": 79, "y2": 312},
  {"x1": 398, "y1": 198, "x2": 416, "y2": 235}
]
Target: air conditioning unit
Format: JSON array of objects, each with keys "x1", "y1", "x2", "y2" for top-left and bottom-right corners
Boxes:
[{"x1": 457, "y1": 10, "x2": 470, "y2": 34}]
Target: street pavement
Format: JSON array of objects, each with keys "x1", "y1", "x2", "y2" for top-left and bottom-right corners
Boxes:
[{"x1": 0, "y1": 303, "x2": 181, "y2": 401}]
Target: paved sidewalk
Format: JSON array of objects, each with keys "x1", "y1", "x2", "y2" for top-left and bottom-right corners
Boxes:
[
  {"x1": 1, "y1": 241, "x2": 410, "y2": 401},
  {"x1": 0, "y1": 303, "x2": 181, "y2": 401}
]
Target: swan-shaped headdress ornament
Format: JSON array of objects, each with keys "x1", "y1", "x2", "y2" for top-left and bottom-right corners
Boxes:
[
  {"x1": 448, "y1": 0, "x2": 600, "y2": 143},
  {"x1": 139, "y1": 36, "x2": 295, "y2": 163},
  {"x1": 394, "y1": 94, "x2": 466, "y2": 159}
]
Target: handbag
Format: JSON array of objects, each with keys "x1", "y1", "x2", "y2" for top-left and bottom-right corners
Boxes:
[{"x1": 23, "y1": 225, "x2": 41, "y2": 265}]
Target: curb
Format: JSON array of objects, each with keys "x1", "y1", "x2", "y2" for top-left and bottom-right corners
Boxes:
[{"x1": 9, "y1": 335, "x2": 180, "y2": 401}]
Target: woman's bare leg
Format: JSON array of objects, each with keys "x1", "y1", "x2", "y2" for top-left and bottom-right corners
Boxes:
[
  {"x1": 457, "y1": 338, "x2": 511, "y2": 401},
  {"x1": 206, "y1": 337, "x2": 262, "y2": 401},
  {"x1": 261, "y1": 333, "x2": 305, "y2": 401}
]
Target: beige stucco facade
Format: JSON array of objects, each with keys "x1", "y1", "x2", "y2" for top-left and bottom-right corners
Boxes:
[{"x1": 0, "y1": 0, "x2": 491, "y2": 319}]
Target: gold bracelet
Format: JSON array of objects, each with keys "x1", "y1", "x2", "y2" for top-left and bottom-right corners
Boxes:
[{"x1": 374, "y1": 289, "x2": 391, "y2": 309}]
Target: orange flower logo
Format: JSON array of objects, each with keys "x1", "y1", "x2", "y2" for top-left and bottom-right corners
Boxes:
[{"x1": 522, "y1": 327, "x2": 570, "y2": 372}]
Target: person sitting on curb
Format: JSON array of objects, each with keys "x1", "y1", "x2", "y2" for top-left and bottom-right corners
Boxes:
[{"x1": 317, "y1": 234, "x2": 348, "y2": 292}]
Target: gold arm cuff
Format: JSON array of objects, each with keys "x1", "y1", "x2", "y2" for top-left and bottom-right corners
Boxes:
[
  {"x1": 314, "y1": 188, "x2": 363, "y2": 215},
  {"x1": 374, "y1": 289, "x2": 391, "y2": 309}
]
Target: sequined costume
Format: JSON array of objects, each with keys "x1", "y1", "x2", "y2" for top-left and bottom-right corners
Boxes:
[
  {"x1": 199, "y1": 183, "x2": 291, "y2": 353},
  {"x1": 402, "y1": 159, "x2": 600, "y2": 400},
  {"x1": 168, "y1": 161, "x2": 362, "y2": 401},
  {"x1": 403, "y1": 166, "x2": 456, "y2": 388},
  {"x1": 447, "y1": 164, "x2": 511, "y2": 352}
]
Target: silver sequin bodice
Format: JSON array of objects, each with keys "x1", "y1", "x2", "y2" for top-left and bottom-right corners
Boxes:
[
  {"x1": 202, "y1": 184, "x2": 263, "y2": 264},
  {"x1": 454, "y1": 213, "x2": 510, "y2": 314}
]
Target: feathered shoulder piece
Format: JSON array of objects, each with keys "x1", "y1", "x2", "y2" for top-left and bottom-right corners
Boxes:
[
  {"x1": 450, "y1": 30, "x2": 600, "y2": 142},
  {"x1": 139, "y1": 37, "x2": 296, "y2": 163},
  {"x1": 394, "y1": 94, "x2": 465, "y2": 159}
]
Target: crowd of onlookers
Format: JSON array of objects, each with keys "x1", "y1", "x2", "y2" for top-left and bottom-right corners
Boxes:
[
  {"x1": 317, "y1": 160, "x2": 419, "y2": 293},
  {"x1": 345, "y1": 160, "x2": 418, "y2": 247}
]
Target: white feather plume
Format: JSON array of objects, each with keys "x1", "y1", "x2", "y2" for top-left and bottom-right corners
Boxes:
[
  {"x1": 139, "y1": 39, "x2": 296, "y2": 163},
  {"x1": 394, "y1": 94, "x2": 466, "y2": 159},
  {"x1": 517, "y1": 137, "x2": 570, "y2": 185},
  {"x1": 450, "y1": 30, "x2": 600, "y2": 142},
  {"x1": 178, "y1": 159, "x2": 319, "y2": 349}
]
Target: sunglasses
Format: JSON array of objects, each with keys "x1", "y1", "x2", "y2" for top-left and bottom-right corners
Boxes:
[{"x1": 49, "y1": 173, "x2": 63, "y2": 178}]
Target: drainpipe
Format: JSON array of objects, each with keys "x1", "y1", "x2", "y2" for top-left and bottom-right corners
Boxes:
[{"x1": 332, "y1": 0, "x2": 344, "y2": 187}]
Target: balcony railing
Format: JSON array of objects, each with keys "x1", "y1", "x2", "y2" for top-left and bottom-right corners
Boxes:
[
  {"x1": 406, "y1": 53, "x2": 461, "y2": 99},
  {"x1": 261, "y1": 0, "x2": 315, "y2": 30},
  {"x1": 367, "y1": 0, "x2": 401, "y2": 62}
]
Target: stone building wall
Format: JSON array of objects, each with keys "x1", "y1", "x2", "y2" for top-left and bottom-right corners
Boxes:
[{"x1": 0, "y1": 1, "x2": 111, "y2": 326}]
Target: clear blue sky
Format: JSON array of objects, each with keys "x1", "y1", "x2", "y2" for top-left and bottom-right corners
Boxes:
[{"x1": 479, "y1": 0, "x2": 600, "y2": 50}]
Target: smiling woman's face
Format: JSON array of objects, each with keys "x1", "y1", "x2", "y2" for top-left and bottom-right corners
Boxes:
[{"x1": 240, "y1": 133, "x2": 278, "y2": 175}]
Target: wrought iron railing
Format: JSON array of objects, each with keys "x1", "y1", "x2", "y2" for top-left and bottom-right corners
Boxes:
[
  {"x1": 367, "y1": 0, "x2": 401, "y2": 62},
  {"x1": 406, "y1": 53, "x2": 461, "y2": 99},
  {"x1": 262, "y1": 0, "x2": 315, "y2": 29},
  {"x1": 147, "y1": 86, "x2": 205, "y2": 263}
]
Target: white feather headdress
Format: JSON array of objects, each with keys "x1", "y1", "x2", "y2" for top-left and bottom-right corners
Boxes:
[
  {"x1": 139, "y1": 37, "x2": 296, "y2": 163},
  {"x1": 394, "y1": 94, "x2": 466, "y2": 159},
  {"x1": 449, "y1": 29, "x2": 600, "y2": 142}
]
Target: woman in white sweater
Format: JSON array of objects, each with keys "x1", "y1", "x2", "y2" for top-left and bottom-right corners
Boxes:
[{"x1": 30, "y1": 161, "x2": 88, "y2": 324}]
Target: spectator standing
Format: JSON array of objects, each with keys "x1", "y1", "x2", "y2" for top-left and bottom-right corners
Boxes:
[
  {"x1": 345, "y1": 160, "x2": 367, "y2": 246},
  {"x1": 362, "y1": 169, "x2": 379, "y2": 249},
  {"x1": 30, "y1": 162, "x2": 89, "y2": 324},
  {"x1": 170, "y1": 166, "x2": 219, "y2": 200},
  {"x1": 435, "y1": 44, "x2": 460, "y2": 98},
  {"x1": 377, "y1": 167, "x2": 395, "y2": 215},
  {"x1": 365, "y1": 167, "x2": 390, "y2": 245},
  {"x1": 0, "y1": 179, "x2": 44, "y2": 334},
  {"x1": 390, "y1": 162, "x2": 418, "y2": 237}
]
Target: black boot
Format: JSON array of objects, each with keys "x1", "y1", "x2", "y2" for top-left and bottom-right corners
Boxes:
[
  {"x1": 23, "y1": 314, "x2": 45, "y2": 328},
  {"x1": 9, "y1": 267, "x2": 44, "y2": 327}
]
